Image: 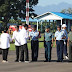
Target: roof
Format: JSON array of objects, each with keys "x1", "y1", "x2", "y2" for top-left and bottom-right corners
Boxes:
[
  {"x1": 52, "y1": 12, "x2": 72, "y2": 19},
  {"x1": 35, "y1": 12, "x2": 72, "y2": 20}
]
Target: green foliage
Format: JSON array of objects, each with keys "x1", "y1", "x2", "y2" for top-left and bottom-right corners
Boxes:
[
  {"x1": 61, "y1": 8, "x2": 72, "y2": 14},
  {"x1": 0, "y1": 0, "x2": 38, "y2": 26}
]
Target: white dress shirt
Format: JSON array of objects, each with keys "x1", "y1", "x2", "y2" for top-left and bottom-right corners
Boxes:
[
  {"x1": 55, "y1": 30, "x2": 65, "y2": 40},
  {"x1": 12, "y1": 30, "x2": 21, "y2": 46},
  {"x1": 19, "y1": 28, "x2": 29, "y2": 45},
  {"x1": 1, "y1": 33, "x2": 12, "y2": 49}
]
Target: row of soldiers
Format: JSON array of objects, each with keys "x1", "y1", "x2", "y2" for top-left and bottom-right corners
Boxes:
[{"x1": 0, "y1": 24, "x2": 72, "y2": 63}]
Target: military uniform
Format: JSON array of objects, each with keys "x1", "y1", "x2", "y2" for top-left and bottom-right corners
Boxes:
[
  {"x1": 44, "y1": 26, "x2": 54, "y2": 62},
  {"x1": 62, "y1": 29, "x2": 68, "y2": 57},
  {"x1": 68, "y1": 31, "x2": 72, "y2": 61},
  {"x1": 55, "y1": 25, "x2": 65, "y2": 62},
  {"x1": 29, "y1": 25, "x2": 39, "y2": 61}
]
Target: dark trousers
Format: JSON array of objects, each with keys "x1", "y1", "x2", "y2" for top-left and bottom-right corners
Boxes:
[
  {"x1": 69, "y1": 41, "x2": 72, "y2": 61},
  {"x1": 45, "y1": 41, "x2": 52, "y2": 61},
  {"x1": 0, "y1": 48, "x2": 2, "y2": 54},
  {"x1": 56, "y1": 40, "x2": 64, "y2": 61},
  {"x1": 20, "y1": 44, "x2": 29, "y2": 61},
  {"x1": 63, "y1": 40, "x2": 68, "y2": 56},
  {"x1": 31, "y1": 40, "x2": 39, "y2": 61},
  {"x1": 2, "y1": 48, "x2": 9, "y2": 61},
  {"x1": 15, "y1": 46, "x2": 21, "y2": 61}
]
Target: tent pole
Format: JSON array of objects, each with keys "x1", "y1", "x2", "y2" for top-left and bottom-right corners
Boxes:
[
  {"x1": 53, "y1": 20, "x2": 54, "y2": 32},
  {"x1": 61, "y1": 19, "x2": 62, "y2": 29},
  {"x1": 37, "y1": 20, "x2": 38, "y2": 31},
  {"x1": 68, "y1": 20, "x2": 70, "y2": 32},
  {"x1": 41, "y1": 21, "x2": 42, "y2": 32}
]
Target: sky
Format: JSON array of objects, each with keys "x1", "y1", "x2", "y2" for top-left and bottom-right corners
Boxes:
[{"x1": 38, "y1": 0, "x2": 72, "y2": 6}]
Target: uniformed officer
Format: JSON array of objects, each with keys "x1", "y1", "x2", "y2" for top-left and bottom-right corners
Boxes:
[
  {"x1": 29, "y1": 25, "x2": 39, "y2": 62},
  {"x1": 62, "y1": 24, "x2": 68, "y2": 60},
  {"x1": 44, "y1": 25, "x2": 54, "y2": 62},
  {"x1": 12, "y1": 25, "x2": 21, "y2": 62},
  {"x1": 55, "y1": 25, "x2": 66, "y2": 62},
  {"x1": 68, "y1": 26, "x2": 72, "y2": 61}
]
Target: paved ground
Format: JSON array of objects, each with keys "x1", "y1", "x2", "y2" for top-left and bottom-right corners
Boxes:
[{"x1": 0, "y1": 48, "x2": 72, "y2": 72}]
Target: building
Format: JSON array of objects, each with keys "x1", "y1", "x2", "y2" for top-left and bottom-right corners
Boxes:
[{"x1": 35, "y1": 12, "x2": 72, "y2": 32}]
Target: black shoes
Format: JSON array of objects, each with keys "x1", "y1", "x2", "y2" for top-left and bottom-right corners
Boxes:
[
  {"x1": 15, "y1": 60, "x2": 19, "y2": 62},
  {"x1": 44, "y1": 60, "x2": 51, "y2": 62},
  {"x1": 57, "y1": 60, "x2": 61, "y2": 62},
  {"x1": 44, "y1": 60, "x2": 48, "y2": 62},
  {"x1": 57, "y1": 60, "x2": 63, "y2": 62}
]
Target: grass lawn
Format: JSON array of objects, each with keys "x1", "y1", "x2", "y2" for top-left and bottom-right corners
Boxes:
[
  {"x1": 10, "y1": 35, "x2": 55, "y2": 50},
  {"x1": 10, "y1": 36, "x2": 44, "y2": 50}
]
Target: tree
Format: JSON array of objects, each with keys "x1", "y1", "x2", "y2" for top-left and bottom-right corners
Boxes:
[
  {"x1": 61, "y1": 8, "x2": 72, "y2": 14},
  {"x1": 67, "y1": 8, "x2": 72, "y2": 14},
  {"x1": 61, "y1": 9, "x2": 66, "y2": 13},
  {"x1": 0, "y1": 0, "x2": 38, "y2": 27}
]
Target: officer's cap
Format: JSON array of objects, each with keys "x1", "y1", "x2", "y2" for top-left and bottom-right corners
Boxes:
[
  {"x1": 62, "y1": 24, "x2": 67, "y2": 27},
  {"x1": 45, "y1": 25, "x2": 50, "y2": 29},
  {"x1": 32, "y1": 25, "x2": 37, "y2": 28},
  {"x1": 57, "y1": 25, "x2": 61, "y2": 28}
]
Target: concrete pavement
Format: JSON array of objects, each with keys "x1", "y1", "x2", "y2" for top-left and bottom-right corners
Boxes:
[{"x1": 0, "y1": 48, "x2": 72, "y2": 72}]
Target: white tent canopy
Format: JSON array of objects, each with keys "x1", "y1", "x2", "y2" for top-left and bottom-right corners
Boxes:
[{"x1": 35, "y1": 12, "x2": 63, "y2": 20}]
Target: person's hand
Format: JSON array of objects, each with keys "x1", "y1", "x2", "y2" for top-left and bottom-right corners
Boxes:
[
  {"x1": 67, "y1": 42, "x2": 69, "y2": 46},
  {"x1": 12, "y1": 40, "x2": 14, "y2": 43},
  {"x1": 51, "y1": 43, "x2": 53, "y2": 47},
  {"x1": 62, "y1": 37, "x2": 66, "y2": 39},
  {"x1": 55, "y1": 43, "x2": 56, "y2": 47},
  {"x1": 36, "y1": 37, "x2": 38, "y2": 39},
  {"x1": 29, "y1": 37, "x2": 30, "y2": 40}
]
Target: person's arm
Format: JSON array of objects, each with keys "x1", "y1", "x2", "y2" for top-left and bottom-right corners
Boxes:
[
  {"x1": 44, "y1": 33, "x2": 46, "y2": 47},
  {"x1": 28, "y1": 32, "x2": 31, "y2": 40},
  {"x1": 24, "y1": 31, "x2": 29, "y2": 40},
  {"x1": 39, "y1": 31, "x2": 41, "y2": 38},
  {"x1": 12, "y1": 32, "x2": 15, "y2": 41},
  {"x1": 36, "y1": 32, "x2": 39, "y2": 39},
  {"x1": 62, "y1": 30, "x2": 66, "y2": 39},
  {"x1": 51, "y1": 34, "x2": 54, "y2": 47},
  {"x1": 44, "y1": 34, "x2": 45, "y2": 41},
  {"x1": 55, "y1": 37, "x2": 56, "y2": 47},
  {"x1": 68, "y1": 33, "x2": 70, "y2": 46},
  {"x1": 67, "y1": 37, "x2": 69, "y2": 46},
  {"x1": 54, "y1": 32, "x2": 56, "y2": 45},
  {"x1": 9, "y1": 35, "x2": 12, "y2": 42}
]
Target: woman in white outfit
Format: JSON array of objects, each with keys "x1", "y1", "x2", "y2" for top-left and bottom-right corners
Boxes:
[{"x1": 1, "y1": 30, "x2": 12, "y2": 63}]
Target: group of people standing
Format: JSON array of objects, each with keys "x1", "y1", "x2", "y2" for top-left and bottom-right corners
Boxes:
[
  {"x1": 44, "y1": 24, "x2": 69, "y2": 62},
  {"x1": 0, "y1": 23, "x2": 72, "y2": 63},
  {"x1": 0, "y1": 24, "x2": 39, "y2": 63}
]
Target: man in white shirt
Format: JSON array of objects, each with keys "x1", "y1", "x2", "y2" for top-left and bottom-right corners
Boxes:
[
  {"x1": 55, "y1": 25, "x2": 66, "y2": 62},
  {"x1": 1, "y1": 29, "x2": 12, "y2": 63},
  {"x1": 12, "y1": 26, "x2": 21, "y2": 62},
  {"x1": 19, "y1": 24, "x2": 29, "y2": 63}
]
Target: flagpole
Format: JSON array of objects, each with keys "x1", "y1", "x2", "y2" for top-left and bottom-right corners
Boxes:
[{"x1": 26, "y1": 0, "x2": 29, "y2": 25}]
